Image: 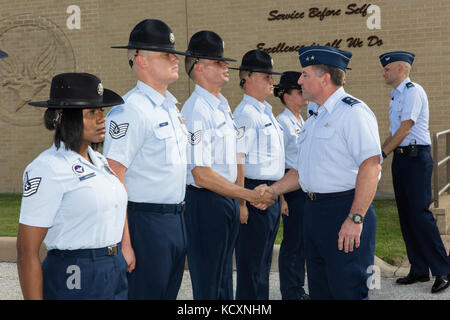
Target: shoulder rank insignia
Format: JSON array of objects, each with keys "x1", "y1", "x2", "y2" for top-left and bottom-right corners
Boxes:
[
  {"x1": 23, "y1": 172, "x2": 41, "y2": 197},
  {"x1": 342, "y1": 96, "x2": 360, "y2": 106},
  {"x1": 406, "y1": 82, "x2": 415, "y2": 89},
  {"x1": 109, "y1": 120, "x2": 129, "y2": 139},
  {"x1": 189, "y1": 130, "x2": 202, "y2": 145}
]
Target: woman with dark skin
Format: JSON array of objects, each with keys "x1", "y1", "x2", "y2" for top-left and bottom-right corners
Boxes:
[{"x1": 17, "y1": 73, "x2": 128, "y2": 300}]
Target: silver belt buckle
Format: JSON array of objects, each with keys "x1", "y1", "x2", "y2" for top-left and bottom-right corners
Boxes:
[
  {"x1": 307, "y1": 193, "x2": 316, "y2": 201},
  {"x1": 107, "y1": 244, "x2": 118, "y2": 256}
]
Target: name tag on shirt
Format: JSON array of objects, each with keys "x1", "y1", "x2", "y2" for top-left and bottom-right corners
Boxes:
[
  {"x1": 264, "y1": 123, "x2": 272, "y2": 127},
  {"x1": 159, "y1": 122, "x2": 169, "y2": 127},
  {"x1": 79, "y1": 172, "x2": 96, "y2": 181}
]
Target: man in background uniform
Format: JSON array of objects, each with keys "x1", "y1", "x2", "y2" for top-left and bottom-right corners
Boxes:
[
  {"x1": 104, "y1": 19, "x2": 189, "y2": 299},
  {"x1": 232, "y1": 49, "x2": 284, "y2": 300},
  {"x1": 182, "y1": 31, "x2": 273, "y2": 300},
  {"x1": 379, "y1": 51, "x2": 450, "y2": 293}
]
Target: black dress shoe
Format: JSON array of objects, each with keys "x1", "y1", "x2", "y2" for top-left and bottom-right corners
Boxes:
[
  {"x1": 431, "y1": 275, "x2": 449, "y2": 293},
  {"x1": 299, "y1": 293, "x2": 310, "y2": 300},
  {"x1": 396, "y1": 273, "x2": 430, "y2": 285}
]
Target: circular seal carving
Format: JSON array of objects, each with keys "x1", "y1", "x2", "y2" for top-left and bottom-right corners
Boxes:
[{"x1": 0, "y1": 13, "x2": 76, "y2": 126}]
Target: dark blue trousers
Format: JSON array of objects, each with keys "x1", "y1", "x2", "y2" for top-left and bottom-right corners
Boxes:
[
  {"x1": 392, "y1": 148, "x2": 450, "y2": 276},
  {"x1": 127, "y1": 203, "x2": 186, "y2": 300},
  {"x1": 279, "y1": 188, "x2": 307, "y2": 300},
  {"x1": 304, "y1": 192, "x2": 376, "y2": 300},
  {"x1": 185, "y1": 188, "x2": 239, "y2": 300},
  {"x1": 42, "y1": 248, "x2": 128, "y2": 300},
  {"x1": 236, "y1": 178, "x2": 281, "y2": 300}
]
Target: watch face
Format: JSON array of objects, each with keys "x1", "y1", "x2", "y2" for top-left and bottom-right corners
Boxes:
[{"x1": 354, "y1": 215, "x2": 362, "y2": 223}]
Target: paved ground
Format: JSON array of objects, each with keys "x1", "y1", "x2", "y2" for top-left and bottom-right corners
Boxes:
[{"x1": 2, "y1": 262, "x2": 449, "y2": 300}]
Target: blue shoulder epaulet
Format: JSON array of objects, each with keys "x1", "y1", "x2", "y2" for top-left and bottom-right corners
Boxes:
[
  {"x1": 341, "y1": 96, "x2": 360, "y2": 107},
  {"x1": 406, "y1": 82, "x2": 415, "y2": 89}
]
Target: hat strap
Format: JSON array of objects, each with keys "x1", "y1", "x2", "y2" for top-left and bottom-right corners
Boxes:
[
  {"x1": 188, "y1": 58, "x2": 200, "y2": 77},
  {"x1": 129, "y1": 49, "x2": 139, "y2": 68}
]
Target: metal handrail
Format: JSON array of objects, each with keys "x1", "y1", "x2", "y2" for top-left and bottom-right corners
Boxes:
[{"x1": 433, "y1": 128, "x2": 450, "y2": 208}]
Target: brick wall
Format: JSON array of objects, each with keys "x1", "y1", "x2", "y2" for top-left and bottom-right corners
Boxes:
[{"x1": 0, "y1": 0, "x2": 448, "y2": 193}]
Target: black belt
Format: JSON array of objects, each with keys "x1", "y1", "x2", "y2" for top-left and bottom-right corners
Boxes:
[
  {"x1": 48, "y1": 243, "x2": 121, "y2": 259},
  {"x1": 395, "y1": 145, "x2": 430, "y2": 154},
  {"x1": 244, "y1": 178, "x2": 277, "y2": 186},
  {"x1": 306, "y1": 189, "x2": 355, "y2": 201},
  {"x1": 127, "y1": 201, "x2": 185, "y2": 214},
  {"x1": 187, "y1": 185, "x2": 208, "y2": 192}
]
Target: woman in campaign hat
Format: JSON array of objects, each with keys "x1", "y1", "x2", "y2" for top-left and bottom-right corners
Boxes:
[
  {"x1": 17, "y1": 73, "x2": 129, "y2": 300},
  {"x1": 274, "y1": 71, "x2": 310, "y2": 300}
]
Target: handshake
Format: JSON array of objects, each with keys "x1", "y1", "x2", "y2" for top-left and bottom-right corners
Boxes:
[{"x1": 249, "y1": 184, "x2": 277, "y2": 210}]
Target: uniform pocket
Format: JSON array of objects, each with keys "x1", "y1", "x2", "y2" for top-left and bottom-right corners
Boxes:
[
  {"x1": 154, "y1": 124, "x2": 174, "y2": 140},
  {"x1": 314, "y1": 127, "x2": 335, "y2": 139}
]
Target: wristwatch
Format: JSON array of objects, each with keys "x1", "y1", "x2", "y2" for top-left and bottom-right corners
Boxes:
[
  {"x1": 382, "y1": 151, "x2": 387, "y2": 159},
  {"x1": 348, "y1": 213, "x2": 364, "y2": 224}
]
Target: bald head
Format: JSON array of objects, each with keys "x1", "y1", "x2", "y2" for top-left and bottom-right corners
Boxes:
[{"x1": 382, "y1": 61, "x2": 411, "y2": 88}]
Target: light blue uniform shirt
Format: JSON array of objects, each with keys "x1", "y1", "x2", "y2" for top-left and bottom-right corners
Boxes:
[
  {"x1": 19, "y1": 144, "x2": 127, "y2": 250},
  {"x1": 234, "y1": 94, "x2": 285, "y2": 181},
  {"x1": 389, "y1": 77, "x2": 431, "y2": 146},
  {"x1": 296, "y1": 87, "x2": 381, "y2": 193},
  {"x1": 103, "y1": 80, "x2": 188, "y2": 204},
  {"x1": 276, "y1": 108, "x2": 304, "y2": 169},
  {"x1": 181, "y1": 84, "x2": 240, "y2": 187}
]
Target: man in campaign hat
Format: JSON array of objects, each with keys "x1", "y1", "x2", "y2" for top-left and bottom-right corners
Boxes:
[
  {"x1": 379, "y1": 51, "x2": 450, "y2": 293},
  {"x1": 181, "y1": 31, "x2": 273, "y2": 300},
  {"x1": 104, "y1": 19, "x2": 189, "y2": 299},
  {"x1": 232, "y1": 49, "x2": 285, "y2": 300},
  {"x1": 258, "y1": 46, "x2": 382, "y2": 299}
]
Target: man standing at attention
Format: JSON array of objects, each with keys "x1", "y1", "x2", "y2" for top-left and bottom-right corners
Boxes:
[
  {"x1": 379, "y1": 51, "x2": 449, "y2": 293},
  {"x1": 104, "y1": 19, "x2": 189, "y2": 299},
  {"x1": 232, "y1": 49, "x2": 285, "y2": 300}
]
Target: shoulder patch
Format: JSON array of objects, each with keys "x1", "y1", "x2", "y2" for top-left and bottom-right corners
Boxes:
[
  {"x1": 109, "y1": 120, "x2": 129, "y2": 139},
  {"x1": 341, "y1": 96, "x2": 360, "y2": 106},
  {"x1": 236, "y1": 126, "x2": 245, "y2": 140},
  {"x1": 23, "y1": 172, "x2": 42, "y2": 197},
  {"x1": 189, "y1": 130, "x2": 202, "y2": 145},
  {"x1": 406, "y1": 82, "x2": 415, "y2": 89}
]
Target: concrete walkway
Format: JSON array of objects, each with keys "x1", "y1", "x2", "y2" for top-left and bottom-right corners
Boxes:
[{"x1": 2, "y1": 262, "x2": 449, "y2": 300}]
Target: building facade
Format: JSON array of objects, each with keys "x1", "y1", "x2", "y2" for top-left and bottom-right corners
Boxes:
[{"x1": 0, "y1": 0, "x2": 449, "y2": 192}]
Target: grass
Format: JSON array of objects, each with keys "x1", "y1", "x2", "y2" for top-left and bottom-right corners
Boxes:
[
  {"x1": 0, "y1": 195, "x2": 407, "y2": 266},
  {"x1": 0, "y1": 194, "x2": 22, "y2": 237}
]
